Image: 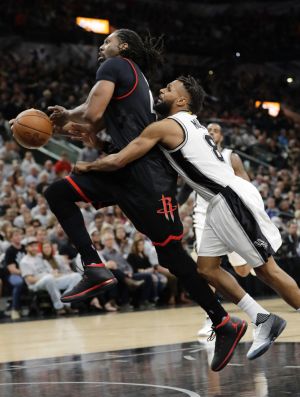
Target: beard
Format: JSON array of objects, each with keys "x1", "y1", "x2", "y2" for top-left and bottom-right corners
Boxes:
[{"x1": 154, "y1": 100, "x2": 172, "y2": 117}]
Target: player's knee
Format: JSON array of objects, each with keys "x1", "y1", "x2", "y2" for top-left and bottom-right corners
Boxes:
[
  {"x1": 155, "y1": 241, "x2": 197, "y2": 278},
  {"x1": 234, "y1": 265, "x2": 251, "y2": 278},
  {"x1": 44, "y1": 179, "x2": 73, "y2": 209},
  {"x1": 44, "y1": 182, "x2": 59, "y2": 206},
  {"x1": 255, "y1": 259, "x2": 279, "y2": 280},
  {"x1": 196, "y1": 260, "x2": 215, "y2": 280}
]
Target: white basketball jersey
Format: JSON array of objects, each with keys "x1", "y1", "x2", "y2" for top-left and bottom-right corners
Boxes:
[
  {"x1": 194, "y1": 147, "x2": 233, "y2": 217},
  {"x1": 160, "y1": 111, "x2": 235, "y2": 202}
]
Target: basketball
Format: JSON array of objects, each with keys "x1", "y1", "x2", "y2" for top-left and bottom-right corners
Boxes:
[{"x1": 12, "y1": 108, "x2": 53, "y2": 149}]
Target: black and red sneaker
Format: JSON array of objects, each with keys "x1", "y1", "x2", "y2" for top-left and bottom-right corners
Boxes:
[
  {"x1": 61, "y1": 264, "x2": 117, "y2": 303},
  {"x1": 210, "y1": 315, "x2": 248, "y2": 372}
]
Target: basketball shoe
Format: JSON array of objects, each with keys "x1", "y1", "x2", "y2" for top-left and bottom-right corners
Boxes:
[
  {"x1": 61, "y1": 263, "x2": 117, "y2": 303},
  {"x1": 210, "y1": 315, "x2": 248, "y2": 372},
  {"x1": 246, "y1": 313, "x2": 286, "y2": 360}
]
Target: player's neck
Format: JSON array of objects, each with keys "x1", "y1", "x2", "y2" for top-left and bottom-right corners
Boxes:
[{"x1": 169, "y1": 108, "x2": 191, "y2": 116}]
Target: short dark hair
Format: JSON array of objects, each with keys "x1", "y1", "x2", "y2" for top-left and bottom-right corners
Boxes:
[
  {"x1": 115, "y1": 29, "x2": 164, "y2": 76},
  {"x1": 177, "y1": 75, "x2": 206, "y2": 115}
]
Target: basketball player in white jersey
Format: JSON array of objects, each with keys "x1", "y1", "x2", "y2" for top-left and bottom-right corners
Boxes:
[
  {"x1": 70, "y1": 76, "x2": 300, "y2": 361},
  {"x1": 194, "y1": 123, "x2": 253, "y2": 336}
]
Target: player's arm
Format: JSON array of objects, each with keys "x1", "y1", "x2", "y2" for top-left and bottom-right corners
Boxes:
[
  {"x1": 231, "y1": 153, "x2": 250, "y2": 181},
  {"x1": 74, "y1": 119, "x2": 174, "y2": 173},
  {"x1": 48, "y1": 80, "x2": 115, "y2": 129}
]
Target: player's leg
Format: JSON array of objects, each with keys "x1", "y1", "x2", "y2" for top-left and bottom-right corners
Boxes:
[
  {"x1": 155, "y1": 240, "x2": 247, "y2": 371},
  {"x1": 121, "y1": 191, "x2": 247, "y2": 371},
  {"x1": 227, "y1": 251, "x2": 253, "y2": 278},
  {"x1": 44, "y1": 173, "x2": 118, "y2": 302},
  {"x1": 198, "y1": 194, "x2": 287, "y2": 359},
  {"x1": 255, "y1": 256, "x2": 300, "y2": 309},
  {"x1": 193, "y1": 215, "x2": 215, "y2": 336}
]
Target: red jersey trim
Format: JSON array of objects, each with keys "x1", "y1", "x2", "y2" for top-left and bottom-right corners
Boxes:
[
  {"x1": 65, "y1": 175, "x2": 92, "y2": 203},
  {"x1": 113, "y1": 58, "x2": 139, "y2": 100},
  {"x1": 152, "y1": 234, "x2": 184, "y2": 247}
]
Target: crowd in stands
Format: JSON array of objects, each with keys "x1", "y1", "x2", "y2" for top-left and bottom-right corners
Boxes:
[{"x1": 1, "y1": 0, "x2": 299, "y2": 62}]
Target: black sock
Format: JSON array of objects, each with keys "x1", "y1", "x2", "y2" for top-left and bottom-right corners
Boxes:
[
  {"x1": 155, "y1": 242, "x2": 227, "y2": 325},
  {"x1": 44, "y1": 180, "x2": 102, "y2": 266}
]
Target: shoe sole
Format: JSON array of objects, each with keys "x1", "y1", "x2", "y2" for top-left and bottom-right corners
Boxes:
[
  {"x1": 212, "y1": 320, "x2": 248, "y2": 372},
  {"x1": 61, "y1": 278, "x2": 118, "y2": 303},
  {"x1": 247, "y1": 317, "x2": 287, "y2": 360}
]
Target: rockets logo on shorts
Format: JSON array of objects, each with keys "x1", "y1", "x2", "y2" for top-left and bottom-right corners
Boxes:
[{"x1": 156, "y1": 194, "x2": 178, "y2": 222}]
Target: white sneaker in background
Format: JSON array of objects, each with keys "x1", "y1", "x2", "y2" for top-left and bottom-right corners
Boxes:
[
  {"x1": 197, "y1": 317, "x2": 213, "y2": 337},
  {"x1": 11, "y1": 310, "x2": 21, "y2": 320}
]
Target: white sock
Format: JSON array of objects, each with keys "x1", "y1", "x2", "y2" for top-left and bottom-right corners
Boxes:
[
  {"x1": 297, "y1": 308, "x2": 300, "y2": 312},
  {"x1": 237, "y1": 293, "x2": 270, "y2": 324}
]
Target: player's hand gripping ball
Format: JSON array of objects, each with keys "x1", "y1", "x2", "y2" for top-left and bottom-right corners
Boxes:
[{"x1": 11, "y1": 109, "x2": 53, "y2": 149}]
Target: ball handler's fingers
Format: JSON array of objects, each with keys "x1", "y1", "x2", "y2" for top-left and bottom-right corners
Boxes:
[{"x1": 9, "y1": 118, "x2": 16, "y2": 128}]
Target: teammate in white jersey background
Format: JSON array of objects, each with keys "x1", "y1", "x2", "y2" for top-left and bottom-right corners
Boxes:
[{"x1": 70, "y1": 75, "x2": 299, "y2": 360}]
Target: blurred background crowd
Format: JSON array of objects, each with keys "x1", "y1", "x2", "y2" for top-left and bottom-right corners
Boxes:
[{"x1": 0, "y1": 0, "x2": 299, "y2": 321}]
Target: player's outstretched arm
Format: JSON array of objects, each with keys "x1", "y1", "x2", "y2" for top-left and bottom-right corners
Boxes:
[{"x1": 74, "y1": 119, "x2": 172, "y2": 173}]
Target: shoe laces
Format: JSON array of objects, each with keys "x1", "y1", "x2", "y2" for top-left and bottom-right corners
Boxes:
[{"x1": 207, "y1": 327, "x2": 216, "y2": 342}]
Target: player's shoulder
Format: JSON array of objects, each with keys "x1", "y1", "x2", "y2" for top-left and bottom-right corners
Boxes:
[{"x1": 99, "y1": 57, "x2": 131, "y2": 70}]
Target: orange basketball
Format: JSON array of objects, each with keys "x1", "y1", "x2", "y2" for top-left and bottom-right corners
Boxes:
[{"x1": 13, "y1": 109, "x2": 53, "y2": 149}]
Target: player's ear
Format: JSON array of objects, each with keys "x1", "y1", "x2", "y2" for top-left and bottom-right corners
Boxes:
[
  {"x1": 177, "y1": 96, "x2": 188, "y2": 107},
  {"x1": 119, "y1": 42, "x2": 129, "y2": 51}
]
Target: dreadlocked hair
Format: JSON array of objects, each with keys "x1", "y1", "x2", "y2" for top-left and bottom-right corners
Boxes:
[
  {"x1": 115, "y1": 29, "x2": 164, "y2": 76},
  {"x1": 177, "y1": 75, "x2": 206, "y2": 115}
]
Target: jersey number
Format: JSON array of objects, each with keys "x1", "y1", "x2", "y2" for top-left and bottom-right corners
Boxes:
[{"x1": 204, "y1": 135, "x2": 225, "y2": 162}]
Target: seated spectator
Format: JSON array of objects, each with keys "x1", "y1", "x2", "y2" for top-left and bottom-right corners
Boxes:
[
  {"x1": 100, "y1": 233, "x2": 154, "y2": 308},
  {"x1": 49, "y1": 223, "x2": 69, "y2": 251},
  {"x1": 19, "y1": 237, "x2": 81, "y2": 314},
  {"x1": 3, "y1": 228, "x2": 26, "y2": 320},
  {"x1": 278, "y1": 220, "x2": 300, "y2": 258},
  {"x1": 265, "y1": 197, "x2": 279, "y2": 219},
  {"x1": 114, "y1": 225, "x2": 133, "y2": 259},
  {"x1": 77, "y1": 142, "x2": 99, "y2": 162},
  {"x1": 88, "y1": 211, "x2": 105, "y2": 234},
  {"x1": 31, "y1": 203, "x2": 52, "y2": 227},
  {"x1": 278, "y1": 199, "x2": 294, "y2": 222},
  {"x1": 36, "y1": 171, "x2": 50, "y2": 194},
  {"x1": 43, "y1": 160, "x2": 56, "y2": 183},
  {"x1": 128, "y1": 239, "x2": 167, "y2": 302},
  {"x1": 25, "y1": 165, "x2": 40, "y2": 186},
  {"x1": 21, "y1": 151, "x2": 37, "y2": 175}
]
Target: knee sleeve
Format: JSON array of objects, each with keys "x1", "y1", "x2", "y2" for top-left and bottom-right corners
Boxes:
[
  {"x1": 155, "y1": 241, "x2": 197, "y2": 278},
  {"x1": 44, "y1": 179, "x2": 81, "y2": 218}
]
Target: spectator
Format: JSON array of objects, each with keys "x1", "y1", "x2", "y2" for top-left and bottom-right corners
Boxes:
[
  {"x1": 114, "y1": 225, "x2": 133, "y2": 259},
  {"x1": 3, "y1": 228, "x2": 26, "y2": 320},
  {"x1": 21, "y1": 151, "x2": 37, "y2": 175},
  {"x1": 128, "y1": 239, "x2": 167, "y2": 302},
  {"x1": 19, "y1": 237, "x2": 81, "y2": 314},
  {"x1": 100, "y1": 233, "x2": 154, "y2": 308},
  {"x1": 265, "y1": 197, "x2": 279, "y2": 219},
  {"x1": 43, "y1": 160, "x2": 56, "y2": 183},
  {"x1": 278, "y1": 221, "x2": 300, "y2": 258},
  {"x1": 77, "y1": 143, "x2": 99, "y2": 162}
]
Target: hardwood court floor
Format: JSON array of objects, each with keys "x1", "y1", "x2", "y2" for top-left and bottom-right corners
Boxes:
[
  {"x1": 0, "y1": 298, "x2": 299, "y2": 397},
  {"x1": 0, "y1": 298, "x2": 298, "y2": 363}
]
